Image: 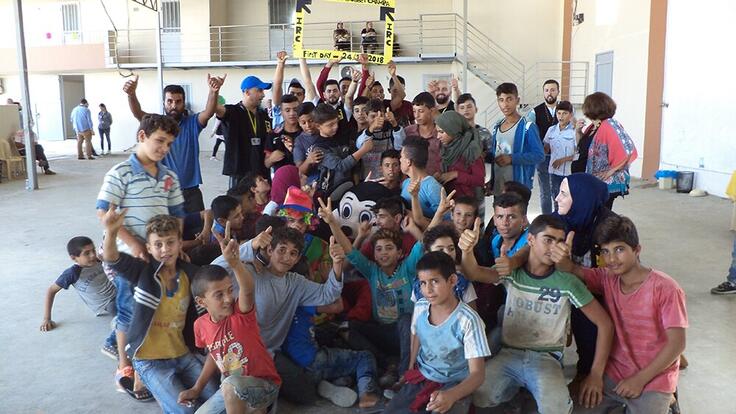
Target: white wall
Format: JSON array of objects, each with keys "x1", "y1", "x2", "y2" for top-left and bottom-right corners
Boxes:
[
  {"x1": 659, "y1": 0, "x2": 736, "y2": 198},
  {"x1": 570, "y1": 0, "x2": 651, "y2": 178}
]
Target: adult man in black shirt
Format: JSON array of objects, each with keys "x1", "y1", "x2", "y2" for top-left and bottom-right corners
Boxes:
[
  {"x1": 529, "y1": 79, "x2": 560, "y2": 214},
  {"x1": 427, "y1": 78, "x2": 455, "y2": 114},
  {"x1": 216, "y1": 76, "x2": 272, "y2": 189}
]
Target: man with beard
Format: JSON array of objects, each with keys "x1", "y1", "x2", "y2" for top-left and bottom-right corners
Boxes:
[
  {"x1": 427, "y1": 78, "x2": 455, "y2": 114},
  {"x1": 215, "y1": 76, "x2": 273, "y2": 189},
  {"x1": 123, "y1": 74, "x2": 225, "y2": 212},
  {"x1": 526, "y1": 79, "x2": 560, "y2": 214}
]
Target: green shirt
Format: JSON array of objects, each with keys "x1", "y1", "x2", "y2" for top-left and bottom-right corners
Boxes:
[{"x1": 500, "y1": 267, "x2": 593, "y2": 352}]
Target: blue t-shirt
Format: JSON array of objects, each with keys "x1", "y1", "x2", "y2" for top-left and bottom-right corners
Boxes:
[
  {"x1": 346, "y1": 242, "x2": 424, "y2": 324},
  {"x1": 163, "y1": 113, "x2": 204, "y2": 189},
  {"x1": 282, "y1": 306, "x2": 318, "y2": 368},
  {"x1": 412, "y1": 299, "x2": 491, "y2": 383},
  {"x1": 401, "y1": 176, "x2": 442, "y2": 218},
  {"x1": 491, "y1": 228, "x2": 529, "y2": 258}
]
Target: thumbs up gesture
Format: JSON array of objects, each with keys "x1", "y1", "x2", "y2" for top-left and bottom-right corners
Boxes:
[
  {"x1": 122, "y1": 74, "x2": 139, "y2": 96},
  {"x1": 495, "y1": 244, "x2": 513, "y2": 276},
  {"x1": 252, "y1": 226, "x2": 274, "y2": 251},
  {"x1": 551, "y1": 231, "x2": 575, "y2": 272},
  {"x1": 328, "y1": 235, "x2": 346, "y2": 264},
  {"x1": 459, "y1": 217, "x2": 482, "y2": 253}
]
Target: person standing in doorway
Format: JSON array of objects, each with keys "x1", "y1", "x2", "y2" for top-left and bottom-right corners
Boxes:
[
  {"x1": 98, "y1": 104, "x2": 112, "y2": 155},
  {"x1": 527, "y1": 79, "x2": 560, "y2": 214},
  {"x1": 70, "y1": 98, "x2": 95, "y2": 160},
  {"x1": 123, "y1": 73, "x2": 226, "y2": 213}
]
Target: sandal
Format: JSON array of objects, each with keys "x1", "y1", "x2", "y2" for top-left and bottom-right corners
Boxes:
[{"x1": 115, "y1": 366, "x2": 154, "y2": 402}]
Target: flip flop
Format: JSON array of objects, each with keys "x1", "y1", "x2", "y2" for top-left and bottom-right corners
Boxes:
[{"x1": 119, "y1": 376, "x2": 154, "y2": 402}]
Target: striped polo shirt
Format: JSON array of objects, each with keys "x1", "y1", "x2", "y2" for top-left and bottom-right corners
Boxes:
[{"x1": 96, "y1": 154, "x2": 185, "y2": 252}]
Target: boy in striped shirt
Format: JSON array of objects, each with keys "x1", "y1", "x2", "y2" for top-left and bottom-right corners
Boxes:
[
  {"x1": 96, "y1": 114, "x2": 184, "y2": 400},
  {"x1": 463, "y1": 214, "x2": 613, "y2": 413}
]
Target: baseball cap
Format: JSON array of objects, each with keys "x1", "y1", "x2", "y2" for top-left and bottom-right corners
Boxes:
[{"x1": 240, "y1": 76, "x2": 272, "y2": 91}]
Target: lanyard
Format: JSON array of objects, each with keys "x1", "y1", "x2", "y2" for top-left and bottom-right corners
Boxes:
[{"x1": 246, "y1": 108, "x2": 259, "y2": 135}]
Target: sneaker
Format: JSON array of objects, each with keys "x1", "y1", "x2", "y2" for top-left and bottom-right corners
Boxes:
[
  {"x1": 711, "y1": 281, "x2": 736, "y2": 294},
  {"x1": 43, "y1": 169, "x2": 56, "y2": 175},
  {"x1": 101, "y1": 344, "x2": 118, "y2": 360},
  {"x1": 382, "y1": 389, "x2": 395, "y2": 400},
  {"x1": 317, "y1": 380, "x2": 358, "y2": 407}
]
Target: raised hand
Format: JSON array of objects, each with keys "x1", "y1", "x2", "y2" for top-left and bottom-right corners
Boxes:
[
  {"x1": 329, "y1": 236, "x2": 346, "y2": 264},
  {"x1": 122, "y1": 74, "x2": 139, "y2": 96},
  {"x1": 327, "y1": 56, "x2": 343, "y2": 67},
  {"x1": 357, "y1": 219, "x2": 372, "y2": 238},
  {"x1": 495, "y1": 246, "x2": 514, "y2": 276},
  {"x1": 459, "y1": 217, "x2": 481, "y2": 252},
  {"x1": 276, "y1": 50, "x2": 288, "y2": 63},
  {"x1": 387, "y1": 60, "x2": 397, "y2": 77},
  {"x1": 360, "y1": 137, "x2": 374, "y2": 153},
  {"x1": 301, "y1": 181, "x2": 317, "y2": 198},
  {"x1": 251, "y1": 226, "x2": 273, "y2": 251},
  {"x1": 317, "y1": 197, "x2": 335, "y2": 225},
  {"x1": 437, "y1": 187, "x2": 457, "y2": 215},
  {"x1": 427, "y1": 80, "x2": 439, "y2": 95},
  {"x1": 365, "y1": 72, "x2": 375, "y2": 87},
  {"x1": 101, "y1": 204, "x2": 128, "y2": 233},
  {"x1": 551, "y1": 231, "x2": 575, "y2": 272},
  {"x1": 450, "y1": 75, "x2": 459, "y2": 90},
  {"x1": 407, "y1": 178, "x2": 420, "y2": 197},
  {"x1": 385, "y1": 108, "x2": 397, "y2": 128},
  {"x1": 207, "y1": 73, "x2": 227, "y2": 93},
  {"x1": 357, "y1": 53, "x2": 368, "y2": 66},
  {"x1": 369, "y1": 111, "x2": 385, "y2": 132},
  {"x1": 351, "y1": 68, "x2": 363, "y2": 83},
  {"x1": 212, "y1": 221, "x2": 240, "y2": 267}
]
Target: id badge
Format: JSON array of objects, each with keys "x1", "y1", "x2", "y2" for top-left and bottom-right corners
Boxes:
[{"x1": 251, "y1": 137, "x2": 261, "y2": 146}]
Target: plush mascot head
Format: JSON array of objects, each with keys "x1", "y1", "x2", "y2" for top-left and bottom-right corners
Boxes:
[{"x1": 332, "y1": 182, "x2": 394, "y2": 239}]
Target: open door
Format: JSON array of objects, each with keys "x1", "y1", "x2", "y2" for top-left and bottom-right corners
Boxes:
[{"x1": 59, "y1": 75, "x2": 85, "y2": 140}]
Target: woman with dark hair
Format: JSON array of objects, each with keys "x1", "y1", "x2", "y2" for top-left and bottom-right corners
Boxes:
[{"x1": 577, "y1": 92, "x2": 638, "y2": 209}]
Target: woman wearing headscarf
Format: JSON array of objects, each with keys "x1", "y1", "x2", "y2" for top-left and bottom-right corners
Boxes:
[
  {"x1": 579, "y1": 92, "x2": 638, "y2": 210},
  {"x1": 435, "y1": 110, "x2": 486, "y2": 202}
]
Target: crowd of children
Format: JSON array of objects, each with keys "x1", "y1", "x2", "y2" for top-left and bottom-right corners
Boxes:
[{"x1": 41, "y1": 51, "x2": 688, "y2": 414}]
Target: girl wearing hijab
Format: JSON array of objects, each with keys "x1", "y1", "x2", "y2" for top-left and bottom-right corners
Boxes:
[{"x1": 435, "y1": 111, "x2": 486, "y2": 202}]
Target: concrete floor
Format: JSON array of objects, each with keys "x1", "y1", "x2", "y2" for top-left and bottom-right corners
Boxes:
[{"x1": 1, "y1": 141, "x2": 734, "y2": 413}]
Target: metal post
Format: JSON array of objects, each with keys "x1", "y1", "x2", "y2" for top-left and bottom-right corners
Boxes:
[
  {"x1": 462, "y1": 0, "x2": 469, "y2": 93},
  {"x1": 155, "y1": 7, "x2": 164, "y2": 110},
  {"x1": 13, "y1": 0, "x2": 38, "y2": 190}
]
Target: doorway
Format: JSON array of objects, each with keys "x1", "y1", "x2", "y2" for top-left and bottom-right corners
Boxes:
[
  {"x1": 59, "y1": 75, "x2": 85, "y2": 140},
  {"x1": 594, "y1": 51, "x2": 614, "y2": 96}
]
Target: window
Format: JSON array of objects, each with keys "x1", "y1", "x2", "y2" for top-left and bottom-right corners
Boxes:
[
  {"x1": 61, "y1": 2, "x2": 80, "y2": 34},
  {"x1": 269, "y1": 0, "x2": 296, "y2": 25},
  {"x1": 161, "y1": 0, "x2": 181, "y2": 33}
]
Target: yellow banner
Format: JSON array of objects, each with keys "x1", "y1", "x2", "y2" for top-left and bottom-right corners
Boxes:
[{"x1": 293, "y1": 1, "x2": 395, "y2": 65}]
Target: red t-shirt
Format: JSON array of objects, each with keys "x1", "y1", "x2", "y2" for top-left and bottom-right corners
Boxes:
[
  {"x1": 582, "y1": 268, "x2": 687, "y2": 393},
  {"x1": 360, "y1": 231, "x2": 417, "y2": 261},
  {"x1": 194, "y1": 300, "x2": 281, "y2": 385}
]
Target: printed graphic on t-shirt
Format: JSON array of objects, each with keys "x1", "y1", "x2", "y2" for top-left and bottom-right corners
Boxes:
[
  {"x1": 376, "y1": 278, "x2": 408, "y2": 322},
  {"x1": 208, "y1": 331, "x2": 249, "y2": 378}
]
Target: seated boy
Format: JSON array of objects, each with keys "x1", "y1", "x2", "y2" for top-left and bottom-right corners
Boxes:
[
  {"x1": 311, "y1": 103, "x2": 373, "y2": 197},
  {"x1": 101, "y1": 210, "x2": 217, "y2": 413},
  {"x1": 209, "y1": 195, "x2": 245, "y2": 244},
  {"x1": 40, "y1": 236, "x2": 117, "y2": 359},
  {"x1": 282, "y1": 299, "x2": 381, "y2": 408},
  {"x1": 236, "y1": 171, "x2": 271, "y2": 215},
  {"x1": 385, "y1": 251, "x2": 491, "y2": 414},
  {"x1": 355, "y1": 99, "x2": 405, "y2": 180},
  {"x1": 318, "y1": 197, "x2": 423, "y2": 382},
  {"x1": 96, "y1": 113, "x2": 183, "y2": 400},
  {"x1": 552, "y1": 215, "x2": 687, "y2": 413},
  {"x1": 180, "y1": 226, "x2": 281, "y2": 414},
  {"x1": 212, "y1": 224, "x2": 345, "y2": 406},
  {"x1": 355, "y1": 196, "x2": 416, "y2": 261},
  {"x1": 462, "y1": 214, "x2": 613, "y2": 413}
]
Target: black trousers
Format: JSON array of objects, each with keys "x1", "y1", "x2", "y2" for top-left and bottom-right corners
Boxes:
[{"x1": 181, "y1": 186, "x2": 205, "y2": 214}]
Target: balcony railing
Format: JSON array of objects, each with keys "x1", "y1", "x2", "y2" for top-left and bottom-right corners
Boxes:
[{"x1": 107, "y1": 14, "x2": 459, "y2": 66}]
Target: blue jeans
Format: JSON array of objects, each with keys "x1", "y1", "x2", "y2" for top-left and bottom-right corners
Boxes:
[
  {"x1": 308, "y1": 347, "x2": 378, "y2": 396},
  {"x1": 728, "y1": 237, "x2": 736, "y2": 284},
  {"x1": 537, "y1": 155, "x2": 554, "y2": 214},
  {"x1": 196, "y1": 375, "x2": 279, "y2": 414},
  {"x1": 113, "y1": 276, "x2": 134, "y2": 333},
  {"x1": 550, "y1": 173, "x2": 566, "y2": 212},
  {"x1": 473, "y1": 348, "x2": 572, "y2": 414},
  {"x1": 133, "y1": 353, "x2": 218, "y2": 414}
]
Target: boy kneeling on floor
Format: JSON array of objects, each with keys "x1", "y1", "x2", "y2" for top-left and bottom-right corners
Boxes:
[{"x1": 385, "y1": 251, "x2": 491, "y2": 414}]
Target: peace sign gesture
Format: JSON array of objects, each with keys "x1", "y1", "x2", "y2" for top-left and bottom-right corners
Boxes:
[{"x1": 212, "y1": 220, "x2": 240, "y2": 267}]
